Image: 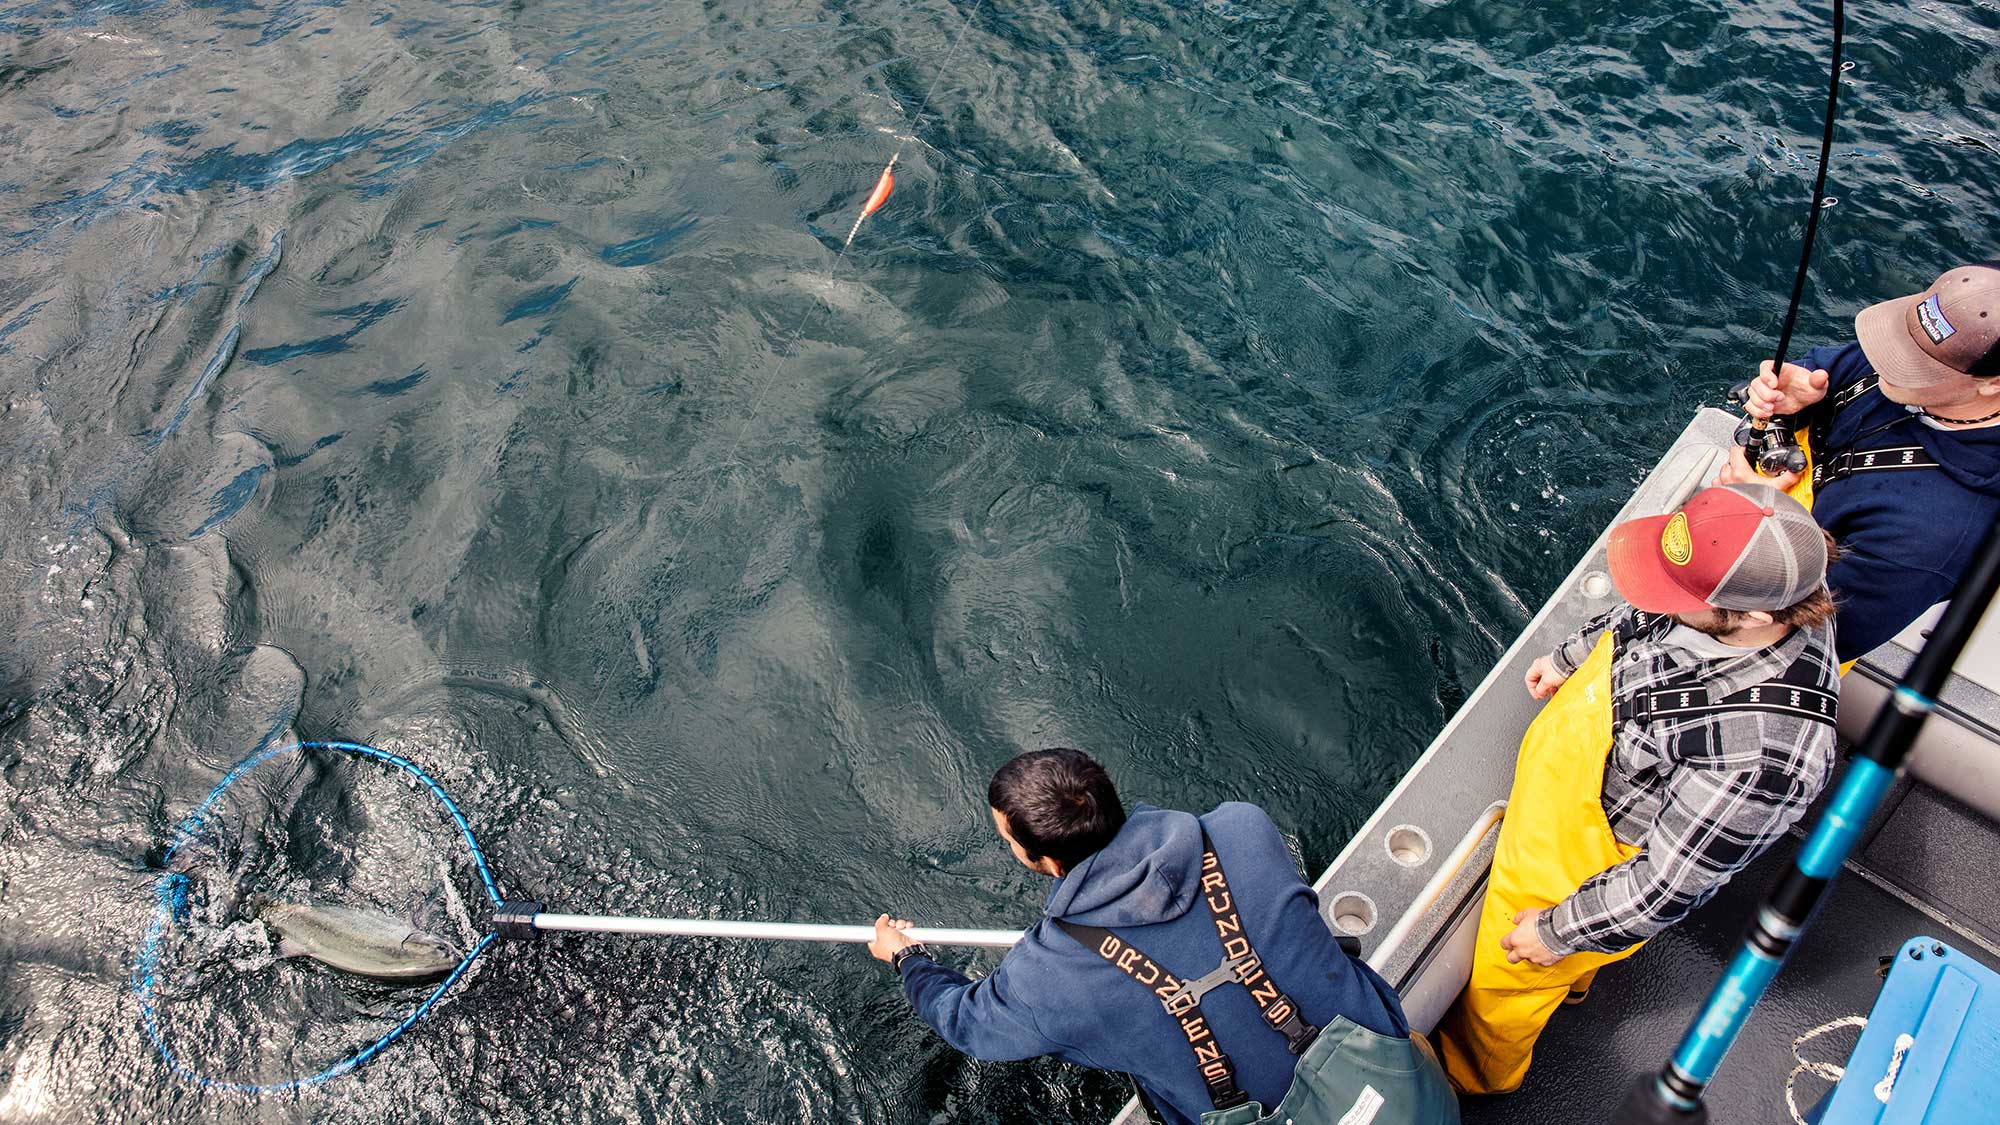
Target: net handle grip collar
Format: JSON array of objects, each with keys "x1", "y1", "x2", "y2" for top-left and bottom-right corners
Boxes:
[{"x1": 495, "y1": 901, "x2": 543, "y2": 942}]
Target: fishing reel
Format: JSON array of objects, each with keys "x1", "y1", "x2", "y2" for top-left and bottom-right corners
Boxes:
[{"x1": 1727, "y1": 381, "x2": 1808, "y2": 478}]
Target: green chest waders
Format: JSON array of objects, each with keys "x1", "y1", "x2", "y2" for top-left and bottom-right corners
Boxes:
[{"x1": 1057, "y1": 830, "x2": 1458, "y2": 1125}]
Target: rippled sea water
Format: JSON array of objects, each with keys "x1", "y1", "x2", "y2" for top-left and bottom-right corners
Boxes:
[{"x1": 0, "y1": 0, "x2": 1994, "y2": 1120}]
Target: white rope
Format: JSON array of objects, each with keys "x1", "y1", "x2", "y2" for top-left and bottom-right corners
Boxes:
[
  {"x1": 1786, "y1": 1015, "x2": 1867, "y2": 1125},
  {"x1": 1873, "y1": 1032, "x2": 1915, "y2": 1104}
]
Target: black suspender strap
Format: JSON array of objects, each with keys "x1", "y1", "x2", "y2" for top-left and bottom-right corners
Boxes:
[
  {"x1": 1608, "y1": 610, "x2": 1663, "y2": 664},
  {"x1": 1054, "y1": 918, "x2": 1251, "y2": 1111},
  {"x1": 1809, "y1": 374, "x2": 1941, "y2": 488},
  {"x1": 1615, "y1": 679, "x2": 1838, "y2": 726},
  {"x1": 1616, "y1": 610, "x2": 1666, "y2": 643},
  {"x1": 1613, "y1": 655, "x2": 1838, "y2": 728},
  {"x1": 1052, "y1": 832, "x2": 1321, "y2": 1112},
  {"x1": 1194, "y1": 834, "x2": 1320, "y2": 1055},
  {"x1": 1830, "y1": 373, "x2": 1879, "y2": 411},
  {"x1": 1811, "y1": 443, "x2": 1939, "y2": 487}
]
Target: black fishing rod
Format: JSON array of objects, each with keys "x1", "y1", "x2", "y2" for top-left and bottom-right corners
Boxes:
[
  {"x1": 1733, "y1": 0, "x2": 1845, "y2": 478},
  {"x1": 1617, "y1": 513, "x2": 2000, "y2": 1123}
]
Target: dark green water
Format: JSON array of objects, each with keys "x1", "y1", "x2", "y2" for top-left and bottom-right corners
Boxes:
[{"x1": 0, "y1": 0, "x2": 1993, "y2": 1120}]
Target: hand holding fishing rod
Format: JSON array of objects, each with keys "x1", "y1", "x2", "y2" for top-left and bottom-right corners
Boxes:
[
  {"x1": 1738, "y1": 360, "x2": 1830, "y2": 420},
  {"x1": 1724, "y1": 360, "x2": 1830, "y2": 481},
  {"x1": 1731, "y1": 387, "x2": 1810, "y2": 479}
]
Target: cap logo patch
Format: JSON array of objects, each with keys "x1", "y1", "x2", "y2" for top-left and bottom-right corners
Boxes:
[
  {"x1": 1661, "y1": 512, "x2": 1694, "y2": 566},
  {"x1": 1917, "y1": 293, "x2": 1956, "y2": 344}
]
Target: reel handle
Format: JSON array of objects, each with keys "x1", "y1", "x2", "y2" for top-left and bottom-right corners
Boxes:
[{"x1": 1728, "y1": 384, "x2": 1808, "y2": 478}]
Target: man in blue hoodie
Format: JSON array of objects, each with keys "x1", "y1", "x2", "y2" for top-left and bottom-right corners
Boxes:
[
  {"x1": 1719, "y1": 260, "x2": 2000, "y2": 663},
  {"x1": 868, "y1": 748, "x2": 1458, "y2": 1125}
]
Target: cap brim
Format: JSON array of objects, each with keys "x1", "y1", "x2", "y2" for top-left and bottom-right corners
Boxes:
[
  {"x1": 1607, "y1": 515, "x2": 1715, "y2": 615},
  {"x1": 1856, "y1": 294, "x2": 1964, "y2": 390}
]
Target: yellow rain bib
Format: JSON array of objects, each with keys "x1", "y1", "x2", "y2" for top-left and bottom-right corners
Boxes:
[{"x1": 1435, "y1": 633, "x2": 1642, "y2": 1094}]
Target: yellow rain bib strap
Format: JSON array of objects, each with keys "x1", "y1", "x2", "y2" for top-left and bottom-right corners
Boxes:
[
  {"x1": 1786, "y1": 427, "x2": 1816, "y2": 510},
  {"x1": 1436, "y1": 634, "x2": 1643, "y2": 1094},
  {"x1": 1781, "y1": 431, "x2": 1858, "y2": 677}
]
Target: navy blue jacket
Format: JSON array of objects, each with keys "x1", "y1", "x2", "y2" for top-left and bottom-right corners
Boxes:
[
  {"x1": 898, "y1": 803, "x2": 1408, "y2": 1125},
  {"x1": 1795, "y1": 343, "x2": 2000, "y2": 662}
]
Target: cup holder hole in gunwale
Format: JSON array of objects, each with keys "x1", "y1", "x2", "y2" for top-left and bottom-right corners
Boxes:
[
  {"x1": 1329, "y1": 892, "x2": 1377, "y2": 936},
  {"x1": 1385, "y1": 824, "x2": 1432, "y2": 867}
]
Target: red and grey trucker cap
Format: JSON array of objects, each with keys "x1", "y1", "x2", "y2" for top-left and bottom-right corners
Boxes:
[
  {"x1": 1855, "y1": 261, "x2": 2000, "y2": 389},
  {"x1": 1606, "y1": 484, "x2": 1827, "y2": 615}
]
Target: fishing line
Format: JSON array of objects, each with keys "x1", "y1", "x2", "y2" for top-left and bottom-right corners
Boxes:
[
  {"x1": 132, "y1": 741, "x2": 504, "y2": 1092},
  {"x1": 1736, "y1": 0, "x2": 1845, "y2": 477},
  {"x1": 1766, "y1": 0, "x2": 1845, "y2": 385},
  {"x1": 656, "y1": 0, "x2": 986, "y2": 567}
]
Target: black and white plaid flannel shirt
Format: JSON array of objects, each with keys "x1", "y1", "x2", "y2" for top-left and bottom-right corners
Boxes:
[{"x1": 1534, "y1": 605, "x2": 1840, "y2": 957}]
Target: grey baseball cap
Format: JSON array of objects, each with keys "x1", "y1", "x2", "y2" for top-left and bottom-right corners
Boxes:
[{"x1": 1855, "y1": 261, "x2": 2000, "y2": 389}]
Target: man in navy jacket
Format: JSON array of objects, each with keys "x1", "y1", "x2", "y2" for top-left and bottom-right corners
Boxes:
[
  {"x1": 1721, "y1": 261, "x2": 2000, "y2": 663},
  {"x1": 868, "y1": 748, "x2": 1456, "y2": 1125}
]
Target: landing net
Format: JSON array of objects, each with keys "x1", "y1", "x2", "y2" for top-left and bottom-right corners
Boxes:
[{"x1": 132, "y1": 741, "x2": 505, "y2": 1091}]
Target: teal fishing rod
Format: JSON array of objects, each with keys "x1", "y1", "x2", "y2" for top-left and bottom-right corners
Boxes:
[{"x1": 1616, "y1": 512, "x2": 2000, "y2": 1123}]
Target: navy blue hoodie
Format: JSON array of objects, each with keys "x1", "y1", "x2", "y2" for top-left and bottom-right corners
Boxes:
[
  {"x1": 1795, "y1": 342, "x2": 2000, "y2": 662},
  {"x1": 898, "y1": 803, "x2": 1407, "y2": 1125}
]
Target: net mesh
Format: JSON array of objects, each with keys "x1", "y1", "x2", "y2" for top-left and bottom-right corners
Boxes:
[{"x1": 137, "y1": 742, "x2": 497, "y2": 1090}]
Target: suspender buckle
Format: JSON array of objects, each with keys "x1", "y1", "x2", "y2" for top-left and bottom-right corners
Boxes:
[
  {"x1": 1205, "y1": 1063, "x2": 1251, "y2": 1110},
  {"x1": 1162, "y1": 954, "x2": 1258, "y2": 1015},
  {"x1": 1276, "y1": 1012, "x2": 1319, "y2": 1054}
]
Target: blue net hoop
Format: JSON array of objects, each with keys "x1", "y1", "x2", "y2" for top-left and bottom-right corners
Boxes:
[{"x1": 132, "y1": 740, "x2": 505, "y2": 1092}]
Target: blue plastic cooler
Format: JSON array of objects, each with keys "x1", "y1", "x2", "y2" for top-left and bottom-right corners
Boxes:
[{"x1": 1816, "y1": 936, "x2": 2000, "y2": 1123}]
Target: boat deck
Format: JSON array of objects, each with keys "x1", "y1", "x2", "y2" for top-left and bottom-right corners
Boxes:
[{"x1": 1462, "y1": 778, "x2": 2000, "y2": 1123}]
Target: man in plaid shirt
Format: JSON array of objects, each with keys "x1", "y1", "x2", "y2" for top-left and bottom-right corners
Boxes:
[
  {"x1": 1525, "y1": 600, "x2": 1839, "y2": 957},
  {"x1": 1438, "y1": 484, "x2": 1841, "y2": 1094}
]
